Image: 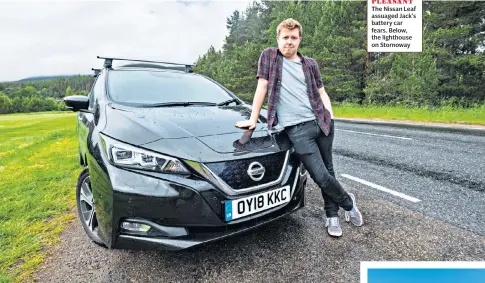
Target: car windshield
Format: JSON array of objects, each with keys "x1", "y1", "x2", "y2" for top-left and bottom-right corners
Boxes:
[{"x1": 107, "y1": 70, "x2": 234, "y2": 106}]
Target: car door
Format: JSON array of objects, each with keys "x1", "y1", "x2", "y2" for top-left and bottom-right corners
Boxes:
[{"x1": 82, "y1": 70, "x2": 112, "y2": 246}]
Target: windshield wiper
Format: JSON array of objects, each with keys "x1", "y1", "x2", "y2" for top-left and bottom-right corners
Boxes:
[
  {"x1": 217, "y1": 98, "x2": 239, "y2": 106},
  {"x1": 141, "y1": 102, "x2": 217, "y2": 107}
]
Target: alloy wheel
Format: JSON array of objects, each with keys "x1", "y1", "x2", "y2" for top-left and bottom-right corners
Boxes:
[{"x1": 79, "y1": 176, "x2": 98, "y2": 234}]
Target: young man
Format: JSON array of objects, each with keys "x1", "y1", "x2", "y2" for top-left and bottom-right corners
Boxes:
[{"x1": 235, "y1": 18, "x2": 363, "y2": 237}]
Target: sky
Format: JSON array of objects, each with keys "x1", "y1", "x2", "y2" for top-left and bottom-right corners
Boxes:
[{"x1": 0, "y1": 0, "x2": 252, "y2": 82}]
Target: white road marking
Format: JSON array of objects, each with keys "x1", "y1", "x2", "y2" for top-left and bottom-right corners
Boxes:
[
  {"x1": 341, "y1": 174, "x2": 422, "y2": 203},
  {"x1": 336, "y1": 129, "x2": 413, "y2": 140}
]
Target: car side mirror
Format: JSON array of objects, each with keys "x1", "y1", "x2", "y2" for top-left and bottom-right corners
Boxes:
[{"x1": 64, "y1": 95, "x2": 90, "y2": 112}]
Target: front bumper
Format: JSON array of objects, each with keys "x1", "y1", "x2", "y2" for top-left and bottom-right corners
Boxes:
[
  {"x1": 115, "y1": 189, "x2": 305, "y2": 251},
  {"x1": 91, "y1": 151, "x2": 307, "y2": 251}
]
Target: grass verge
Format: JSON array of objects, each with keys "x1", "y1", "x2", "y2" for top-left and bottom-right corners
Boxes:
[
  {"x1": 333, "y1": 104, "x2": 485, "y2": 125},
  {"x1": 0, "y1": 112, "x2": 80, "y2": 282}
]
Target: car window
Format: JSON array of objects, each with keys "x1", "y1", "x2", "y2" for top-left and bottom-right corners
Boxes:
[{"x1": 107, "y1": 70, "x2": 233, "y2": 106}]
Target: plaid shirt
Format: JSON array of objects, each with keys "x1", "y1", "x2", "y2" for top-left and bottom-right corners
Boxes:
[{"x1": 256, "y1": 47, "x2": 332, "y2": 136}]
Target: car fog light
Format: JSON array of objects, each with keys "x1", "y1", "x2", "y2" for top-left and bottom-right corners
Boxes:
[{"x1": 121, "y1": 222, "x2": 151, "y2": 232}]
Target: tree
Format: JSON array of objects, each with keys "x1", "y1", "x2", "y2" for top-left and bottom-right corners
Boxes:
[
  {"x1": 311, "y1": 1, "x2": 366, "y2": 103},
  {"x1": 0, "y1": 92, "x2": 12, "y2": 114},
  {"x1": 424, "y1": 1, "x2": 485, "y2": 104},
  {"x1": 65, "y1": 86, "x2": 76, "y2": 97}
]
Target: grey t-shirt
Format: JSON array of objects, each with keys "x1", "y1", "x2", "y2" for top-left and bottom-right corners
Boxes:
[{"x1": 274, "y1": 57, "x2": 315, "y2": 128}]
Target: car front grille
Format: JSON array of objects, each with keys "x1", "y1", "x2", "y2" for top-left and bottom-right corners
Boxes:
[{"x1": 204, "y1": 151, "x2": 288, "y2": 191}]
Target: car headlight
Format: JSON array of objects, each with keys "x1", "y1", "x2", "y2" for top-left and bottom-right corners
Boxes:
[{"x1": 99, "y1": 133, "x2": 190, "y2": 174}]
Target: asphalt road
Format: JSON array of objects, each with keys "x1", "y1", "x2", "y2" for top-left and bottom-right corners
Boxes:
[
  {"x1": 33, "y1": 121, "x2": 485, "y2": 282},
  {"x1": 333, "y1": 121, "x2": 485, "y2": 235}
]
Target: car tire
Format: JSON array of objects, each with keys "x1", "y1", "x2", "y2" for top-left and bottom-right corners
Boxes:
[{"x1": 76, "y1": 167, "x2": 106, "y2": 247}]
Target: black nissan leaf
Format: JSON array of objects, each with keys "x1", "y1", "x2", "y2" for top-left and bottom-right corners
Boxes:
[{"x1": 63, "y1": 57, "x2": 308, "y2": 250}]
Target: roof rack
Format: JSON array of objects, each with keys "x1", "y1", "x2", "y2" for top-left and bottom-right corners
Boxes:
[
  {"x1": 91, "y1": 68, "x2": 101, "y2": 77},
  {"x1": 97, "y1": 56, "x2": 195, "y2": 73}
]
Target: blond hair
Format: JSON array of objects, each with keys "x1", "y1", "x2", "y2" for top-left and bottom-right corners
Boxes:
[{"x1": 277, "y1": 18, "x2": 302, "y2": 37}]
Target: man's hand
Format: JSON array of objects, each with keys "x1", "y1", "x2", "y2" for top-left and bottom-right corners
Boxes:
[{"x1": 235, "y1": 120, "x2": 256, "y2": 130}]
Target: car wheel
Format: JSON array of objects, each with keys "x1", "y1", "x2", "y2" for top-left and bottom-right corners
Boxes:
[{"x1": 76, "y1": 167, "x2": 105, "y2": 247}]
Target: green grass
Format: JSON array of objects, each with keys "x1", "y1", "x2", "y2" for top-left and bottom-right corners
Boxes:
[
  {"x1": 0, "y1": 112, "x2": 80, "y2": 282},
  {"x1": 333, "y1": 104, "x2": 485, "y2": 125}
]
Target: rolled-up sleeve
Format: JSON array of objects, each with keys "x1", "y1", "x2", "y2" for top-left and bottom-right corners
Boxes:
[
  {"x1": 256, "y1": 49, "x2": 269, "y2": 80},
  {"x1": 312, "y1": 60, "x2": 324, "y2": 89}
]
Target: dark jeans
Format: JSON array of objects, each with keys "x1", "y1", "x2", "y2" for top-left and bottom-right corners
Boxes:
[{"x1": 285, "y1": 119, "x2": 353, "y2": 217}]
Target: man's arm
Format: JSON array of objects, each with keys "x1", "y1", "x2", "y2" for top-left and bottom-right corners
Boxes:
[
  {"x1": 249, "y1": 79, "x2": 268, "y2": 122},
  {"x1": 318, "y1": 86, "x2": 334, "y2": 119},
  {"x1": 236, "y1": 49, "x2": 270, "y2": 129},
  {"x1": 235, "y1": 79, "x2": 268, "y2": 129},
  {"x1": 313, "y1": 59, "x2": 334, "y2": 119}
]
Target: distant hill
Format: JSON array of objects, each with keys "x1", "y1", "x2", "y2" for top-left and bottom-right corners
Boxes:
[{"x1": 16, "y1": 74, "x2": 87, "y2": 83}]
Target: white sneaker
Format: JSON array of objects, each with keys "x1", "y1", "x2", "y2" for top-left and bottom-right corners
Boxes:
[
  {"x1": 344, "y1": 193, "x2": 363, "y2": 227},
  {"x1": 325, "y1": 217, "x2": 342, "y2": 237}
]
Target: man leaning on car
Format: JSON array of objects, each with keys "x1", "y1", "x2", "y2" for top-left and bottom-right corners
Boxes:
[{"x1": 236, "y1": 18, "x2": 363, "y2": 237}]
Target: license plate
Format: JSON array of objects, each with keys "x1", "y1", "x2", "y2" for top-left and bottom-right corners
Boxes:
[{"x1": 224, "y1": 186, "x2": 291, "y2": 221}]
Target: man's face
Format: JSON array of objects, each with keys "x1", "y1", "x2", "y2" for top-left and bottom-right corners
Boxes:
[{"x1": 277, "y1": 27, "x2": 301, "y2": 58}]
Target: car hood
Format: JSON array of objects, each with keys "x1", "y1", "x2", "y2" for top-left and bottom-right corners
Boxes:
[{"x1": 101, "y1": 104, "x2": 283, "y2": 158}]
